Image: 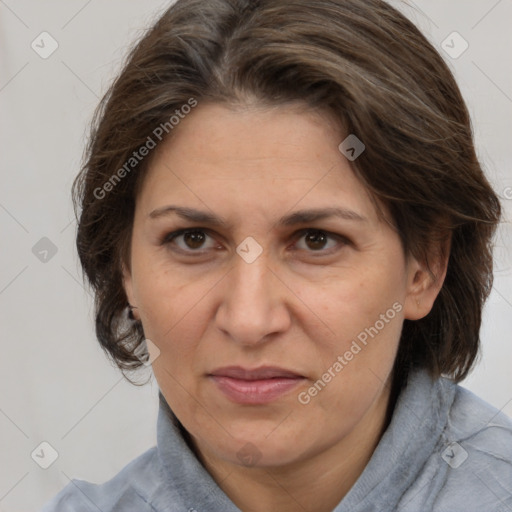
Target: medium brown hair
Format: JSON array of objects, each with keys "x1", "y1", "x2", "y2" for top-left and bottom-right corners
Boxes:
[{"x1": 73, "y1": 0, "x2": 501, "y2": 386}]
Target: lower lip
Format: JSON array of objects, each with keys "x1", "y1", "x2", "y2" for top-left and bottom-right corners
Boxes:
[{"x1": 209, "y1": 375, "x2": 305, "y2": 404}]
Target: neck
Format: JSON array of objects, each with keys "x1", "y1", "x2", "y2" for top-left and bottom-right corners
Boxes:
[{"x1": 190, "y1": 379, "x2": 396, "y2": 512}]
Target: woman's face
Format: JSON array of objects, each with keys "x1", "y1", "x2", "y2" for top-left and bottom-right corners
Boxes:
[{"x1": 124, "y1": 102, "x2": 430, "y2": 469}]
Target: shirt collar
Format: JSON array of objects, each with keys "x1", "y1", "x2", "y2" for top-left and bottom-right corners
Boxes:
[{"x1": 333, "y1": 368, "x2": 457, "y2": 511}]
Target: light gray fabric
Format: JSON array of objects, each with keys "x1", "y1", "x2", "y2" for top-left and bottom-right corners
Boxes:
[{"x1": 40, "y1": 369, "x2": 512, "y2": 511}]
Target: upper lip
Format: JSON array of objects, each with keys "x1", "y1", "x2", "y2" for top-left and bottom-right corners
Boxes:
[{"x1": 209, "y1": 366, "x2": 304, "y2": 380}]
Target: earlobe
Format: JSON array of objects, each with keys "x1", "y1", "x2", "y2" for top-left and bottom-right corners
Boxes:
[
  {"x1": 121, "y1": 262, "x2": 137, "y2": 315},
  {"x1": 403, "y1": 239, "x2": 451, "y2": 321},
  {"x1": 121, "y1": 251, "x2": 143, "y2": 320},
  {"x1": 403, "y1": 266, "x2": 437, "y2": 321}
]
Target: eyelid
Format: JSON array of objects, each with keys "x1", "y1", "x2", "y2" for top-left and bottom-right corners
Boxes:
[
  {"x1": 161, "y1": 227, "x2": 350, "y2": 254},
  {"x1": 290, "y1": 228, "x2": 350, "y2": 252},
  {"x1": 161, "y1": 228, "x2": 220, "y2": 253}
]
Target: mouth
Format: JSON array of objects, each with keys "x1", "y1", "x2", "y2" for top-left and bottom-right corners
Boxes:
[{"x1": 208, "y1": 366, "x2": 306, "y2": 404}]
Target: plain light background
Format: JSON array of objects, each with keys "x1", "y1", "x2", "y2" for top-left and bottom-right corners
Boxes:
[{"x1": 0, "y1": 1, "x2": 511, "y2": 510}]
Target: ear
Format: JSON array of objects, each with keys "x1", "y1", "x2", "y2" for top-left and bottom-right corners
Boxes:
[
  {"x1": 121, "y1": 261, "x2": 140, "y2": 320},
  {"x1": 403, "y1": 236, "x2": 451, "y2": 321}
]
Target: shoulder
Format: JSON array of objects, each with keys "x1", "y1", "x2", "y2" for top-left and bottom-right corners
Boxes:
[
  {"x1": 447, "y1": 382, "x2": 512, "y2": 453},
  {"x1": 432, "y1": 380, "x2": 512, "y2": 511},
  {"x1": 39, "y1": 447, "x2": 161, "y2": 512}
]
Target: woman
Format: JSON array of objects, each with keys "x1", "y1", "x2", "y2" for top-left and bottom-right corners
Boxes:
[{"x1": 41, "y1": 0, "x2": 512, "y2": 510}]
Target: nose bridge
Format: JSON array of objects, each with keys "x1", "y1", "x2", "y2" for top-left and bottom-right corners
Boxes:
[
  {"x1": 230, "y1": 254, "x2": 272, "y2": 316},
  {"x1": 216, "y1": 251, "x2": 289, "y2": 344}
]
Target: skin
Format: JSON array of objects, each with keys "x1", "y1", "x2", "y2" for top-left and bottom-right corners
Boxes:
[{"x1": 123, "y1": 102, "x2": 448, "y2": 512}]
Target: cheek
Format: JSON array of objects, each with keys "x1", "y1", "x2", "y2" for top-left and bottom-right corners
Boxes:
[
  {"x1": 132, "y1": 250, "x2": 217, "y2": 334},
  {"x1": 307, "y1": 267, "x2": 404, "y2": 344},
  {"x1": 309, "y1": 300, "x2": 402, "y2": 427},
  {"x1": 132, "y1": 274, "x2": 210, "y2": 381},
  {"x1": 304, "y1": 262, "x2": 405, "y2": 393}
]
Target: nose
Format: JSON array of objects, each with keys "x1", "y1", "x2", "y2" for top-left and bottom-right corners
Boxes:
[{"x1": 215, "y1": 253, "x2": 292, "y2": 346}]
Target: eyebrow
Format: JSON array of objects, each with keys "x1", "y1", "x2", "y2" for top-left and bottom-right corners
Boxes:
[{"x1": 148, "y1": 205, "x2": 367, "y2": 226}]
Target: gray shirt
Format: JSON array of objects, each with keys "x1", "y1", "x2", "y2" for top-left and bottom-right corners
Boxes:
[{"x1": 40, "y1": 368, "x2": 512, "y2": 511}]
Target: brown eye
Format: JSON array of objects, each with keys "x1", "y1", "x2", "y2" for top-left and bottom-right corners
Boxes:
[
  {"x1": 294, "y1": 229, "x2": 346, "y2": 254},
  {"x1": 183, "y1": 230, "x2": 206, "y2": 249},
  {"x1": 163, "y1": 229, "x2": 217, "y2": 253},
  {"x1": 304, "y1": 231, "x2": 328, "y2": 250}
]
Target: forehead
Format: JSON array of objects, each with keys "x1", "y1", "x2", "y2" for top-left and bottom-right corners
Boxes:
[{"x1": 136, "y1": 102, "x2": 382, "y2": 224}]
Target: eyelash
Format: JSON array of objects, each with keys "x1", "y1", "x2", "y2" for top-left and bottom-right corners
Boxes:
[{"x1": 161, "y1": 228, "x2": 350, "y2": 257}]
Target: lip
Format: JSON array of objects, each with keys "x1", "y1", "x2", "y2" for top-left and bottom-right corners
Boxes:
[{"x1": 208, "y1": 366, "x2": 306, "y2": 405}]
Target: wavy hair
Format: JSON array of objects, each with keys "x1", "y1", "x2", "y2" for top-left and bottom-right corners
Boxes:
[{"x1": 73, "y1": 0, "x2": 501, "y2": 387}]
